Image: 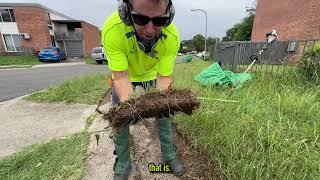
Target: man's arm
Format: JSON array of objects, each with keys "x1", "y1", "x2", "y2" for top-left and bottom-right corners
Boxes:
[
  {"x1": 113, "y1": 71, "x2": 133, "y2": 101},
  {"x1": 156, "y1": 75, "x2": 172, "y2": 91}
]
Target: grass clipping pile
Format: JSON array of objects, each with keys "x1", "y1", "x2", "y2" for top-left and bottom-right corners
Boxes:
[{"x1": 104, "y1": 89, "x2": 200, "y2": 128}]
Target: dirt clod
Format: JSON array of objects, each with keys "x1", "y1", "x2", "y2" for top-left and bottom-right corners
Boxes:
[{"x1": 103, "y1": 89, "x2": 200, "y2": 128}]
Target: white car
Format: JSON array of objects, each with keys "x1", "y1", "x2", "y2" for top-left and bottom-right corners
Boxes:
[
  {"x1": 177, "y1": 52, "x2": 183, "y2": 56},
  {"x1": 196, "y1": 51, "x2": 209, "y2": 60},
  {"x1": 91, "y1": 47, "x2": 107, "y2": 64}
]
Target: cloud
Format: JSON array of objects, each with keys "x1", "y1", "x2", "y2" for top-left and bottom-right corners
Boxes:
[{"x1": 0, "y1": 0, "x2": 254, "y2": 40}]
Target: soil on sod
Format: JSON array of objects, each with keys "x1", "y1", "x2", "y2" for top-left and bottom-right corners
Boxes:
[
  {"x1": 104, "y1": 89, "x2": 200, "y2": 128},
  {"x1": 173, "y1": 124, "x2": 225, "y2": 180},
  {"x1": 139, "y1": 119, "x2": 223, "y2": 179}
]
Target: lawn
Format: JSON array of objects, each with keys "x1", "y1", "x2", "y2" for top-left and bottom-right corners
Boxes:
[
  {"x1": 0, "y1": 56, "x2": 41, "y2": 66},
  {"x1": 172, "y1": 61, "x2": 320, "y2": 179},
  {"x1": 25, "y1": 72, "x2": 110, "y2": 105},
  {"x1": 0, "y1": 132, "x2": 90, "y2": 179},
  {"x1": 0, "y1": 113, "x2": 96, "y2": 179},
  {"x1": 84, "y1": 56, "x2": 97, "y2": 65}
]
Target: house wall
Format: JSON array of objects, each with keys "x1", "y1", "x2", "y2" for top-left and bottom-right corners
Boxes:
[
  {"x1": 251, "y1": 0, "x2": 320, "y2": 41},
  {"x1": 1, "y1": 4, "x2": 101, "y2": 56},
  {"x1": 14, "y1": 6, "x2": 51, "y2": 52},
  {"x1": 81, "y1": 21, "x2": 101, "y2": 56}
]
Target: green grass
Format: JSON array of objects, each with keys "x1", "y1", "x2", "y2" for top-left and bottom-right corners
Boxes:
[
  {"x1": 0, "y1": 56, "x2": 41, "y2": 66},
  {"x1": 21, "y1": 60, "x2": 320, "y2": 179},
  {"x1": 0, "y1": 132, "x2": 90, "y2": 179},
  {"x1": 84, "y1": 56, "x2": 97, "y2": 65},
  {"x1": 172, "y1": 61, "x2": 320, "y2": 179},
  {"x1": 236, "y1": 64, "x2": 298, "y2": 75},
  {"x1": 25, "y1": 72, "x2": 110, "y2": 105}
]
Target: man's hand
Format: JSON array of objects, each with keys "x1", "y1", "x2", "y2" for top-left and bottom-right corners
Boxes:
[
  {"x1": 113, "y1": 71, "x2": 133, "y2": 102},
  {"x1": 156, "y1": 75, "x2": 172, "y2": 91}
]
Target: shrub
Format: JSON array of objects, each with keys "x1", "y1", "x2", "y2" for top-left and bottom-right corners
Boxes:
[{"x1": 298, "y1": 43, "x2": 320, "y2": 83}]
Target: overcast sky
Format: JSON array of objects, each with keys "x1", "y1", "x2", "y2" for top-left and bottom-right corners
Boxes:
[{"x1": 0, "y1": 0, "x2": 254, "y2": 40}]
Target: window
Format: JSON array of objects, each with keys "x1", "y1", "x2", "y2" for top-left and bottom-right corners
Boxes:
[
  {"x1": 0, "y1": 8, "x2": 16, "y2": 22},
  {"x1": 2, "y1": 34, "x2": 21, "y2": 52},
  {"x1": 12, "y1": 34, "x2": 21, "y2": 51},
  {"x1": 92, "y1": 48, "x2": 102, "y2": 53},
  {"x1": 48, "y1": 13, "x2": 52, "y2": 25},
  {"x1": 9, "y1": 9, "x2": 15, "y2": 22},
  {"x1": 40, "y1": 48, "x2": 55, "y2": 52}
]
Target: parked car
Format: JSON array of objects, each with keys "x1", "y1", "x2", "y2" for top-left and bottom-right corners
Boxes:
[
  {"x1": 91, "y1": 47, "x2": 107, "y2": 64},
  {"x1": 38, "y1": 47, "x2": 66, "y2": 62},
  {"x1": 177, "y1": 52, "x2": 183, "y2": 56},
  {"x1": 196, "y1": 51, "x2": 210, "y2": 60}
]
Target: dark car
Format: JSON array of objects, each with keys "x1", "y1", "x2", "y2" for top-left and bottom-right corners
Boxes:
[{"x1": 38, "y1": 47, "x2": 66, "y2": 62}]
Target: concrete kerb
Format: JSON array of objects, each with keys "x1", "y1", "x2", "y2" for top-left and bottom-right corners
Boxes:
[
  {"x1": 32, "y1": 62, "x2": 85, "y2": 68},
  {"x1": 0, "y1": 62, "x2": 86, "y2": 71},
  {"x1": 0, "y1": 65, "x2": 32, "y2": 71}
]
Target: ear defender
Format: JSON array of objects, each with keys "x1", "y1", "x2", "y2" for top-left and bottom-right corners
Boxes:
[
  {"x1": 118, "y1": 0, "x2": 133, "y2": 25},
  {"x1": 118, "y1": 0, "x2": 175, "y2": 27}
]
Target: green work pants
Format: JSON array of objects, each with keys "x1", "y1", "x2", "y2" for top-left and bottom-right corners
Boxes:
[{"x1": 111, "y1": 82, "x2": 176, "y2": 175}]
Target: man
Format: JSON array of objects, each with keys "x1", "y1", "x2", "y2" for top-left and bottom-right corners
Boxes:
[{"x1": 101, "y1": 0, "x2": 183, "y2": 179}]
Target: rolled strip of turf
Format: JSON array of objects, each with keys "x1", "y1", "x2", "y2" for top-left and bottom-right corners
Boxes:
[{"x1": 103, "y1": 89, "x2": 200, "y2": 128}]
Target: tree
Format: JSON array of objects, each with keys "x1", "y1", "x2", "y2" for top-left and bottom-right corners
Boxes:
[
  {"x1": 180, "y1": 40, "x2": 194, "y2": 53},
  {"x1": 192, "y1": 34, "x2": 205, "y2": 52},
  {"x1": 206, "y1": 37, "x2": 218, "y2": 48},
  {"x1": 180, "y1": 36, "x2": 218, "y2": 53},
  {"x1": 222, "y1": 5, "x2": 256, "y2": 42}
]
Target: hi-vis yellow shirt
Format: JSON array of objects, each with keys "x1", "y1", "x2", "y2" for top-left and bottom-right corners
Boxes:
[{"x1": 101, "y1": 12, "x2": 180, "y2": 82}]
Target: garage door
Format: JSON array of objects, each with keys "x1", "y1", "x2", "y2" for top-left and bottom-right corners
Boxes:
[{"x1": 65, "y1": 40, "x2": 84, "y2": 57}]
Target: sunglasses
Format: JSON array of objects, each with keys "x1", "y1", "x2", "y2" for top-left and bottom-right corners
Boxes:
[{"x1": 131, "y1": 11, "x2": 170, "y2": 27}]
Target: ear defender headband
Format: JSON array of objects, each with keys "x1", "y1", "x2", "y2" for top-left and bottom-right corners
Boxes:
[{"x1": 118, "y1": 0, "x2": 175, "y2": 27}]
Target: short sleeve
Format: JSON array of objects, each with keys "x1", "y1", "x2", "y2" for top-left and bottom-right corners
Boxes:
[
  {"x1": 102, "y1": 24, "x2": 128, "y2": 72},
  {"x1": 157, "y1": 52, "x2": 177, "y2": 76},
  {"x1": 158, "y1": 39, "x2": 180, "y2": 76}
]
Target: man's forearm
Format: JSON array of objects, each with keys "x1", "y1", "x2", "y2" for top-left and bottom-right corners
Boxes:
[
  {"x1": 113, "y1": 71, "x2": 133, "y2": 102},
  {"x1": 156, "y1": 75, "x2": 172, "y2": 90}
]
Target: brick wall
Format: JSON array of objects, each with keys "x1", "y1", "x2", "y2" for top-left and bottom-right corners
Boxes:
[
  {"x1": 14, "y1": 7, "x2": 51, "y2": 52},
  {"x1": 252, "y1": 0, "x2": 320, "y2": 41},
  {"x1": 81, "y1": 21, "x2": 101, "y2": 56}
]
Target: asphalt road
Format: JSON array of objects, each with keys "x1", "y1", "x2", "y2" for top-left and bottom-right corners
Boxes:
[
  {"x1": 0, "y1": 56, "x2": 186, "y2": 103},
  {"x1": 0, "y1": 65, "x2": 108, "y2": 102}
]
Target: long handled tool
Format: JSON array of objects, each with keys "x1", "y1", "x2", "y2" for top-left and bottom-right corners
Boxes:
[
  {"x1": 225, "y1": 30, "x2": 278, "y2": 95},
  {"x1": 244, "y1": 30, "x2": 278, "y2": 73}
]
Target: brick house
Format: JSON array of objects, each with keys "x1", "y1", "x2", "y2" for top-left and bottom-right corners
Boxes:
[
  {"x1": 251, "y1": 0, "x2": 320, "y2": 41},
  {"x1": 0, "y1": 3, "x2": 101, "y2": 57}
]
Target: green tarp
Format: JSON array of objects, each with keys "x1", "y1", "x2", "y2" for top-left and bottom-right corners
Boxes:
[
  {"x1": 183, "y1": 55, "x2": 193, "y2": 63},
  {"x1": 194, "y1": 62, "x2": 253, "y2": 89}
]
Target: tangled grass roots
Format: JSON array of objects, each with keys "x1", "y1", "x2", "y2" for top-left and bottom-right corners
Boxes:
[{"x1": 103, "y1": 89, "x2": 200, "y2": 128}]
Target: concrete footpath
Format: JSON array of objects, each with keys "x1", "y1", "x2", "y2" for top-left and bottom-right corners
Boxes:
[{"x1": 0, "y1": 95, "x2": 95, "y2": 158}]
